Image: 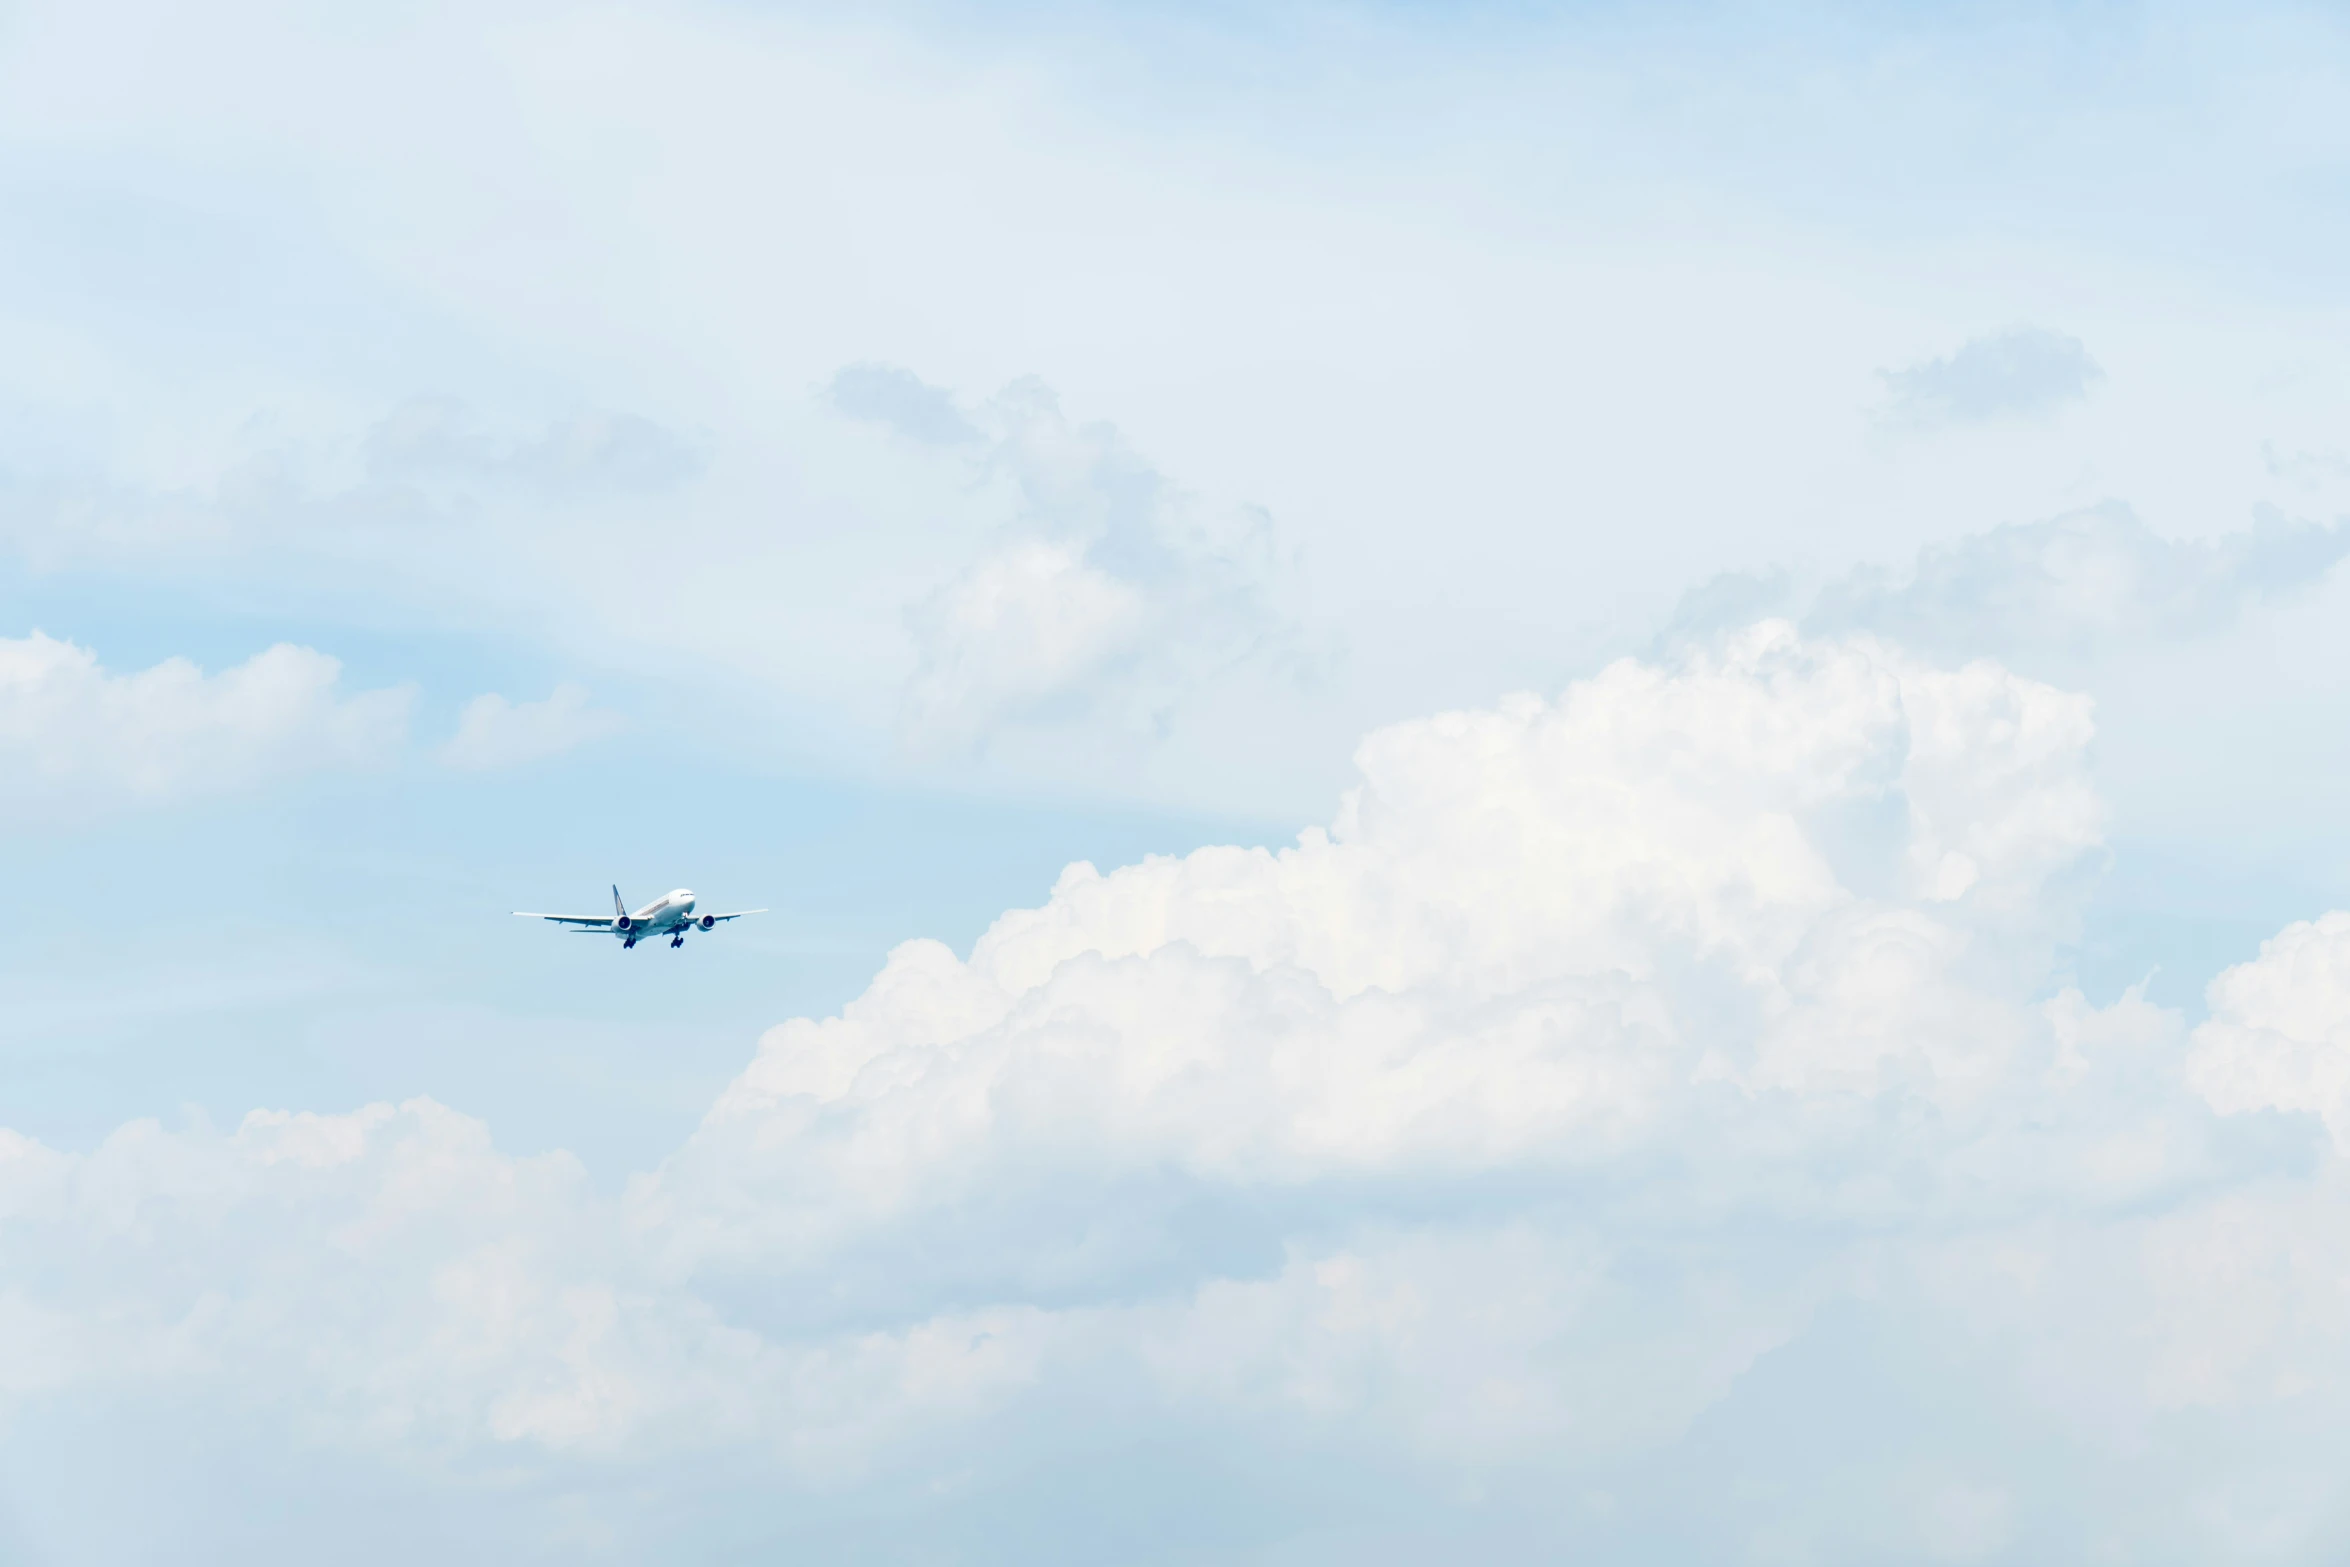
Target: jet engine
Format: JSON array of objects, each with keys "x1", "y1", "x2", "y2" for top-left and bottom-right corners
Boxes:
[
  {"x1": 613, "y1": 915, "x2": 634, "y2": 933},
  {"x1": 698, "y1": 914, "x2": 716, "y2": 930}
]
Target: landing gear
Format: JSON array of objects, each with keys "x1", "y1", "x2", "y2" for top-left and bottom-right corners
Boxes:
[
  {"x1": 623, "y1": 938, "x2": 636, "y2": 949},
  {"x1": 671, "y1": 936, "x2": 684, "y2": 948}
]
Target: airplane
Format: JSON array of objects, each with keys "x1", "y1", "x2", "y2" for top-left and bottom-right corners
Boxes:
[{"x1": 515, "y1": 886, "x2": 766, "y2": 949}]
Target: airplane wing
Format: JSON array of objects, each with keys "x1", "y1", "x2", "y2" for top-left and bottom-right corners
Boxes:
[
  {"x1": 699, "y1": 909, "x2": 768, "y2": 923},
  {"x1": 514, "y1": 912, "x2": 618, "y2": 927}
]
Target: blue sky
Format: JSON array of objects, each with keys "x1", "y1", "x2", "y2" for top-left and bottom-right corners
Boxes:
[{"x1": 7, "y1": 1, "x2": 2350, "y2": 1561}]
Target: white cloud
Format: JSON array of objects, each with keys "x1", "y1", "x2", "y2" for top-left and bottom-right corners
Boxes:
[
  {"x1": 14, "y1": 625, "x2": 2350, "y2": 1558},
  {"x1": 0, "y1": 632, "x2": 410, "y2": 810},
  {"x1": 2188, "y1": 912, "x2": 2350, "y2": 1151},
  {"x1": 0, "y1": 1101, "x2": 770, "y2": 1455},
  {"x1": 1878, "y1": 325, "x2": 2105, "y2": 428},
  {"x1": 656, "y1": 624, "x2": 2113, "y2": 1284},
  {"x1": 438, "y1": 683, "x2": 622, "y2": 772},
  {"x1": 887, "y1": 375, "x2": 1293, "y2": 749}
]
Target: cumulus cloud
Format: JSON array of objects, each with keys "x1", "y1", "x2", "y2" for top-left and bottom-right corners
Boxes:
[
  {"x1": 885, "y1": 374, "x2": 1290, "y2": 748},
  {"x1": 0, "y1": 1100, "x2": 785, "y2": 1465},
  {"x1": 438, "y1": 683, "x2": 622, "y2": 771},
  {"x1": 2189, "y1": 912, "x2": 2350, "y2": 1151},
  {"x1": 0, "y1": 632, "x2": 410, "y2": 810},
  {"x1": 655, "y1": 625, "x2": 2117, "y2": 1294},
  {"x1": 1878, "y1": 326, "x2": 2105, "y2": 428},
  {"x1": 14, "y1": 626, "x2": 2350, "y2": 1558}
]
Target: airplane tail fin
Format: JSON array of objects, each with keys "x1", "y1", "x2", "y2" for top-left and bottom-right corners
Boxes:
[{"x1": 613, "y1": 884, "x2": 626, "y2": 917}]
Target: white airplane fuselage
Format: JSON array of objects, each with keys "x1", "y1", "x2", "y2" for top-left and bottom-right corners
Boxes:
[{"x1": 612, "y1": 888, "x2": 699, "y2": 945}]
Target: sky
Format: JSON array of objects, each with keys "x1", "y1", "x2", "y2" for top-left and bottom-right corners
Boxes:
[{"x1": 5, "y1": 0, "x2": 2350, "y2": 1560}]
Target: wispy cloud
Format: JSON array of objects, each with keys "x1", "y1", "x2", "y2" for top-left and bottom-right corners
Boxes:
[
  {"x1": 1877, "y1": 326, "x2": 2105, "y2": 428},
  {"x1": 1666, "y1": 503, "x2": 2350, "y2": 659},
  {"x1": 829, "y1": 366, "x2": 1295, "y2": 752},
  {"x1": 1810, "y1": 502, "x2": 2350, "y2": 652},
  {"x1": 438, "y1": 683, "x2": 622, "y2": 771},
  {"x1": 825, "y1": 363, "x2": 983, "y2": 447},
  {"x1": 0, "y1": 400, "x2": 707, "y2": 572},
  {"x1": 2261, "y1": 440, "x2": 2350, "y2": 489},
  {"x1": 364, "y1": 399, "x2": 707, "y2": 493}
]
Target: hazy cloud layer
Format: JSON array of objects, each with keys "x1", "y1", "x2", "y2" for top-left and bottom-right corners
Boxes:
[
  {"x1": 1878, "y1": 326, "x2": 2105, "y2": 428},
  {"x1": 0, "y1": 633, "x2": 410, "y2": 811},
  {"x1": 2262, "y1": 440, "x2": 2350, "y2": 490},
  {"x1": 366, "y1": 399, "x2": 706, "y2": 494},
  {"x1": 1813, "y1": 502, "x2": 2350, "y2": 653},
  {"x1": 0, "y1": 402, "x2": 705, "y2": 570},
  {"x1": 9, "y1": 628, "x2": 2350, "y2": 1558},
  {"x1": 1668, "y1": 503, "x2": 2350, "y2": 660}
]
